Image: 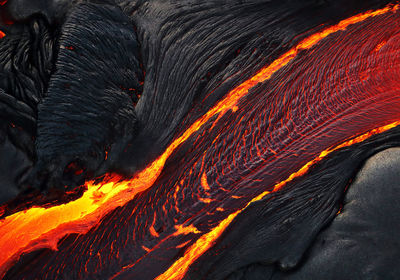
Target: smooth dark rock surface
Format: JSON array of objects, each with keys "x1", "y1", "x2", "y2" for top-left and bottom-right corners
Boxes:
[
  {"x1": 280, "y1": 148, "x2": 400, "y2": 279},
  {"x1": 229, "y1": 148, "x2": 400, "y2": 280},
  {"x1": 1, "y1": 1, "x2": 400, "y2": 279}
]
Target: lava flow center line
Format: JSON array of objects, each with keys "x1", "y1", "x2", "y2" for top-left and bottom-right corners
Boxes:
[{"x1": 0, "y1": 2, "x2": 398, "y2": 277}]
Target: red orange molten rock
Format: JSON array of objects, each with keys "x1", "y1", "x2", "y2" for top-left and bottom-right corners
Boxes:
[{"x1": 0, "y1": 0, "x2": 400, "y2": 279}]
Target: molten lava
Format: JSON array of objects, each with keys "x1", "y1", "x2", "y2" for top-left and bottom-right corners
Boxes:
[
  {"x1": 1, "y1": 3, "x2": 400, "y2": 279},
  {"x1": 154, "y1": 121, "x2": 400, "y2": 280}
]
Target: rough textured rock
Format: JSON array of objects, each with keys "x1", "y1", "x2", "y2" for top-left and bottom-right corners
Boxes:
[{"x1": 0, "y1": 1, "x2": 399, "y2": 279}]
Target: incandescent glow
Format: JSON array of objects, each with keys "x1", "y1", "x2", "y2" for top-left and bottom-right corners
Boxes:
[
  {"x1": 154, "y1": 121, "x2": 400, "y2": 280},
  {"x1": 1, "y1": 2, "x2": 400, "y2": 278}
]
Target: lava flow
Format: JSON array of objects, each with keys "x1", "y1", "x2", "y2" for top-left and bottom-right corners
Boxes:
[
  {"x1": 154, "y1": 121, "x2": 400, "y2": 280},
  {"x1": 2, "y1": 3, "x2": 400, "y2": 279}
]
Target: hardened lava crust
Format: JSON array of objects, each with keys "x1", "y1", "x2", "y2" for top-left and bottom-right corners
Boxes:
[{"x1": 0, "y1": 0, "x2": 399, "y2": 279}]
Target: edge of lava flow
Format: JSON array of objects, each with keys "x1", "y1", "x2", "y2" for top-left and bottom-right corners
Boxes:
[{"x1": 0, "y1": 3, "x2": 399, "y2": 278}]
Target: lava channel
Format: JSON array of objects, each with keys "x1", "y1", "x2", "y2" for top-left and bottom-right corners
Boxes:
[{"x1": 1, "y1": 3, "x2": 400, "y2": 279}]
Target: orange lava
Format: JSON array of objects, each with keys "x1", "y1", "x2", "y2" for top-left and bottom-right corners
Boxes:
[
  {"x1": 0, "y1": 2, "x2": 399, "y2": 278},
  {"x1": 0, "y1": 30, "x2": 5, "y2": 39},
  {"x1": 155, "y1": 120, "x2": 400, "y2": 280},
  {"x1": 201, "y1": 172, "x2": 210, "y2": 191},
  {"x1": 173, "y1": 224, "x2": 201, "y2": 236},
  {"x1": 375, "y1": 40, "x2": 387, "y2": 51}
]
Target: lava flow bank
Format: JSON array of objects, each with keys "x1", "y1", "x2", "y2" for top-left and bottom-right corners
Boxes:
[{"x1": 1, "y1": 1, "x2": 400, "y2": 279}]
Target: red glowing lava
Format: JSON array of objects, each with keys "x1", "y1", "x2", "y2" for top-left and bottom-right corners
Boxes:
[
  {"x1": 155, "y1": 121, "x2": 400, "y2": 280},
  {"x1": 1, "y1": 3, "x2": 400, "y2": 279}
]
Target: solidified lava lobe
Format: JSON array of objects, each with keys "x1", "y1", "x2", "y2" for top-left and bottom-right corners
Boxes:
[{"x1": 1, "y1": 3, "x2": 400, "y2": 280}]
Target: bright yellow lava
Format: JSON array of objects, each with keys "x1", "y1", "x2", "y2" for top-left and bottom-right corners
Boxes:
[{"x1": 0, "y1": 3, "x2": 399, "y2": 278}]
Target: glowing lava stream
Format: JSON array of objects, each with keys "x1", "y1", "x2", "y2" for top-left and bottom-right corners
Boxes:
[
  {"x1": 154, "y1": 120, "x2": 400, "y2": 280},
  {"x1": 0, "y1": 3, "x2": 399, "y2": 276}
]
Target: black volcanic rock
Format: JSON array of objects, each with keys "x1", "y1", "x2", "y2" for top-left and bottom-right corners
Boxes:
[
  {"x1": 0, "y1": 0, "x2": 400, "y2": 279},
  {"x1": 277, "y1": 148, "x2": 400, "y2": 280}
]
